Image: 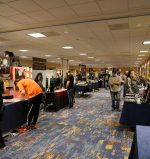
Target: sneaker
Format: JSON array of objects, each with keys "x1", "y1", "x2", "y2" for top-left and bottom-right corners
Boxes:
[
  {"x1": 111, "y1": 107, "x2": 115, "y2": 111},
  {"x1": 30, "y1": 125, "x2": 37, "y2": 130},
  {"x1": 116, "y1": 109, "x2": 121, "y2": 112}
]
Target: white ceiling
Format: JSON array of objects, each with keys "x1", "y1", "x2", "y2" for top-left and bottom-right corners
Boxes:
[{"x1": 0, "y1": 0, "x2": 150, "y2": 67}]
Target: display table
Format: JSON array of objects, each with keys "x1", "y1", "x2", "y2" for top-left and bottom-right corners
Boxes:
[
  {"x1": 120, "y1": 102, "x2": 150, "y2": 127},
  {"x1": 0, "y1": 99, "x2": 28, "y2": 134},
  {"x1": 91, "y1": 81, "x2": 99, "y2": 90},
  {"x1": 129, "y1": 125, "x2": 150, "y2": 159},
  {"x1": 45, "y1": 89, "x2": 68, "y2": 111},
  {"x1": 54, "y1": 89, "x2": 67, "y2": 110}
]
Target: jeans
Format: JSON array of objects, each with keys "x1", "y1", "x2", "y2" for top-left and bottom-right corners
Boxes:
[
  {"x1": 67, "y1": 89, "x2": 73, "y2": 108},
  {"x1": 110, "y1": 91, "x2": 120, "y2": 109}
]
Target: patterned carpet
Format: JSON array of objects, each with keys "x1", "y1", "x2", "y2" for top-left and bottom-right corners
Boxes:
[{"x1": 0, "y1": 89, "x2": 133, "y2": 159}]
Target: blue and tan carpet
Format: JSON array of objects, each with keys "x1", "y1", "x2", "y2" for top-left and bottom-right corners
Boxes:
[{"x1": 0, "y1": 89, "x2": 133, "y2": 159}]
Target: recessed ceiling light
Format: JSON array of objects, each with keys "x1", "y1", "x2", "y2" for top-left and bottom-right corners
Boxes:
[
  {"x1": 64, "y1": 31, "x2": 69, "y2": 34},
  {"x1": 136, "y1": 24, "x2": 142, "y2": 27},
  {"x1": 95, "y1": 59, "x2": 100, "y2": 61},
  {"x1": 20, "y1": 56, "x2": 28, "y2": 58},
  {"x1": 143, "y1": 41, "x2": 150, "y2": 44},
  {"x1": 19, "y1": 49, "x2": 29, "y2": 52},
  {"x1": 136, "y1": 61, "x2": 141, "y2": 63},
  {"x1": 28, "y1": 33, "x2": 46, "y2": 38},
  {"x1": 80, "y1": 53, "x2": 87, "y2": 56},
  {"x1": 140, "y1": 50, "x2": 148, "y2": 53},
  {"x1": 45, "y1": 54, "x2": 52, "y2": 57},
  {"x1": 62, "y1": 46, "x2": 73, "y2": 49},
  {"x1": 138, "y1": 55, "x2": 145, "y2": 57},
  {"x1": 88, "y1": 57, "x2": 94, "y2": 59},
  {"x1": 69, "y1": 60, "x2": 74, "y2": 62}
]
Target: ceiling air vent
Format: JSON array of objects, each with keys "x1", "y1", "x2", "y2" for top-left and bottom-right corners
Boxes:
[
  {"x1": 109, "y1": 23, "x2": 129, "y2": 30},
  {"x1": 119, "y1": 52, "x2": 131, "y2": 56},
  {"x1": 43, "y1": 31, "x2": 61, "y2": 37}
]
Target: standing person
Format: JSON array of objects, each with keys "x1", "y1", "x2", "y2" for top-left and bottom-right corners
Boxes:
[
  {"x1": 0, "y1": 80, "x2": 5, "y2": 148},
  {"x1": 66, "y1": 71, "x2": 74, "y2": 108},
  {"x1": 127, "y1": 70, "x2": 139, "y2": 94},
  {"x1": 105, "y1": 72, "x2": 110, "y2": 89},
  {"x1": 122, "y1": 71, "x2": 128, "y2": 97},
  {"x1": 109, "y1": 68, "x2": 122, "y2": 111},
  {"x1": 76, "y1": 71, "x2": 82, "y2": 81},
  {"x1": 14, "y1": 79, "x2": 43, "y2": 130}
]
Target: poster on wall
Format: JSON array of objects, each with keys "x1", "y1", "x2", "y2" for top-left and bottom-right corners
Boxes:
[
  {"x1": 11, "y1": 67, "x2": 32, "y2": 81},
  {"x1": 32, "y1": 70, "x2": 46, "y2": 91},
  {"x1": 32, "y1": 57, "x2": 47, "y2": 91}
]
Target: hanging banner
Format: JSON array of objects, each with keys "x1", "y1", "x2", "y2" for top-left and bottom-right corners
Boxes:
[
  {"x1": 61, "y1": 58, "x2": 69, "y2": 82},
  {"x1": 32, "y1": 57, "x2": 46, "y2": 70}
]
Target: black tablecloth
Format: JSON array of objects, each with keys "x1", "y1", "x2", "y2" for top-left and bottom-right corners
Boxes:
[
  {"x1": 0, "y1": 100, "x2": 28, "y2": 134},
  {"x1": 75, "y1": 85, "x2": 92, "y2": 93},
  {"x1": 91, "y1": 82, "x2": 99, "y2": 90},
  {"x1": 120, "y1": 102, "x2": 150, "y2": 127},
  {"x1": 45, "y1": 90, "x2": 68, "y2": 111},
  {"x1": 129, "y1": 125, "x2": 150, "y2": 159}
]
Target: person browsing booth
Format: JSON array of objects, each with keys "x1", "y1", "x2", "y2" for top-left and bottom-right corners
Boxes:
[{"x1": 14, "y1": 78, "x2": 43, "y2": 130}]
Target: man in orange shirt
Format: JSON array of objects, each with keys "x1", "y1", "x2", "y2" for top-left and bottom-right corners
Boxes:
[{"x1": 15, "y1": 79, "x2": 43, "y2": 130}]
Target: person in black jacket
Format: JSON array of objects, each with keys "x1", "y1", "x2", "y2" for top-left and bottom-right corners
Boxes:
[
  {"x1": 66, "y1": 71, "x2": 74, "y2": 108},
  {"x1": 0, "y1": 80, "x2": 5, "y2": 148}
]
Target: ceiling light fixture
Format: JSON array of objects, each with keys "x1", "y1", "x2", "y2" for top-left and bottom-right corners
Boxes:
[
  {"x1": 62, "y1": 46, "x2": 73, "y2": 49},
  {"x1": 64, "y1": 31, "x2": 69, "y2": 34},
  {"x1": 19, "y1": 49, "x2": 29, "y2": 52},
  {"x1": 20, "y1": 56, "x2": 27, "y2": 58},
  {"x1": 69, "y1": 60, "x2": 74, "y2": 62},
  {"x1": 140, "y1": 50, "x2": 148, "y2": 53},
  {"x1": 138, "y1": 55, "x2": 145, "y2": 57},
  {"x1": 143, "y1": 41, "x2": 150, "y2": 44},
  {"x1": 88, "y1": 57, "x2": 94, "y2": 59},
  {"x1": 137, "y1": 58, "x2": 142, "y2": 60},
  {"x1": 80, "y1": 53, "x2": 87, "y2": 56},
  {"x1": 45, "y1": 55, "x2": 52, "y2": 57},
  {"x1": 28, "y1": 33, "x2": 46, "y2": 38}
]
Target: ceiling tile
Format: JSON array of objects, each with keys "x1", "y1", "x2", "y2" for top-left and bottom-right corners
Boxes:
[
  {"x1": 98, "y1": 0, "x2": 128, "y2": 13},
  {"x1": 129, "y1": 0, "x2": 150, "y2": 9},
  {"x1": 0, "y1": 0, "x2": 16, "y2": 2},
  {"x1": 48, "y1": 6, "x2": 78, "y2": 19},
  {"x1": 9, "y1": 14, "x2": 37, "y2": 24},
  {"x1": 0, "y1": 15, "x2": 17, "y2": 25},
  {"x1": 8, "y1": 0, "x2": 42, "y2": 13},
  {"x1": 129, "y1": 15, "x2": 150, "y2": 28},
  {"x1": 0, "y1": 4, "x2": 19, "y2": 16},
  {"x1": 65, "y1": 0, "x2": 94, "y2": 5},
  {"x1": 26, "y1": 11, "x2": 55, "y2": 22},
  {"x1": 34, "y1": 0, "x2": 67, "y2": 9},
  {"x1": 72, "y1": 2, "x2": 101, "y2": 17},
  {"x1": 106, "y1": 18, "x2": 128, "y2": 25}
]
